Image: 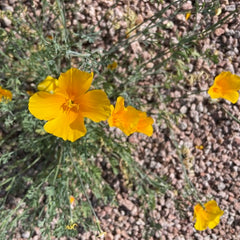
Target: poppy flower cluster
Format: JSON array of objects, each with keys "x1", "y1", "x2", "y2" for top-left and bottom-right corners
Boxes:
[
  {"x1": 28, "y1": 68, "x2": 154, "y2": 142},
  {"x1": 28, "y1": 69, "x2": 226, "y2": 233}
]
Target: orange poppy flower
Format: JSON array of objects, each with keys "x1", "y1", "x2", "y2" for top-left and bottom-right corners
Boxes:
[
  {"x1": 193, "y1": 200, "x2": 224, "y2": 231},
  {"x1": 29, "y1": 68, "x2": 111, "y2": 142},
  {"x1": 208, "y1": 71, "x2": 240, "y2": 103},
  {"x1": 108, "y1": 96, "x2": 154, "y2": 136},
  {"x1": 0, "y1": 86, "x2": 12, "y2": 102}
]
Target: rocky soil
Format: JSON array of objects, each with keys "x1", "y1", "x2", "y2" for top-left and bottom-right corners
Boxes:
[{"x1": 1, "y1": 0, "x2": 240, "y2": 239}]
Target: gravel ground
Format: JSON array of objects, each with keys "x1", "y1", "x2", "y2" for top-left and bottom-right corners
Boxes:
[{"x1": 1, "y1": 0, "x2": 240, "y2": 239}]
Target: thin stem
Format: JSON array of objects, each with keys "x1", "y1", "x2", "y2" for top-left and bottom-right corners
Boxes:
[
  {"x1": 68, "y1": 146, "x2": 103, "y2": 234},
  {"x1": 221, "y1": 105, "x2": 240, "y2": 125},
  {"x1": 66, "y1": 177, "x2": 73, "y2": 222},
  {"x1": 53, "y1": 145, "x2": 63, "y2": 184},
  {"x1": 104, "y1": 0, "x2": 182, "y2": 57},
  {"x1": 169, "y1": 126, "x2": 203, "y2": 205},
  {"x1": 56, "y1": 0, "x2": 69, "y2": 45}
]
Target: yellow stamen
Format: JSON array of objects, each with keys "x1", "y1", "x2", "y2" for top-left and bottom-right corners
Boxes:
[{"x1": 62, "y1": 99, "x2": 79, "y2": 112}]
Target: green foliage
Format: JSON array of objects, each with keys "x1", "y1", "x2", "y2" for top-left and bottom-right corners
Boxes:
[{"x1": 0, "y1": 0, "x2": 237, "y2": 239}]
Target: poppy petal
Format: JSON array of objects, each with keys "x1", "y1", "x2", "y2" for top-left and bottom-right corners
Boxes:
[
  {"x1": 208, "y1": 215, "x2": 223, "y2": 229},
  {"x1": 115, "y1": 96, "x2": 125, "y2": 112},
  {"x1": 205, "y1": 200, "x2": 224, "y2": 229},
  {"x1": 137, "y1": 114, "x2": 154, "y2": 136},
  {"x1": 37, "y1": 76, "x2": 59, "y2": 93},
  {"x1": 44, "y1": 111, "x2": 86, "y2": 142},
  {"x1": 108, "y1": 105, "x2": 115, "y2": 127},
  {"x1": 222, "y1": 90, "x2": 239, "y2": 103},
  {"x1": 108, "y1": 105, "x2": 139, "y2": 136},
  {"x1": 193, "y1": 204, "x2": 208, "y2": 231},
  {"x1": 122, "y1": 106, "x2": 142, "y2": 135},
  {"x1": 77, "y1": 90, "x2": 111, "y2": 122},
  {"x1": 58, "y1": 68, "x2": 93, "y2": 98},
  {"x1": 29, "y1": 92, "x2": 65, "y2": 120},
  {"x1": 215, "y1": 71, "x2": 240, "y2": 90},
  {"x1": 205, "y1": 200, "x2": 224, "y2": 217},
  {"x1": 194, "y1": 218, "x2": 208, "y2": 231},
  {"x1": 208, "y1": 86, "x2": 222, "y2": 99}
]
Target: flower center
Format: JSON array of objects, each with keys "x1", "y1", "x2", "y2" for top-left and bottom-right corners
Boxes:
[{"x1": 62, "y1": 99, "x2": 79, "y2": 112}]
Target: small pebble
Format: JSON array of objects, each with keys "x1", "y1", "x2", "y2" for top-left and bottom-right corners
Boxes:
[{"x1": 22, "y1": 231, "x2": 30, "y2": 239}]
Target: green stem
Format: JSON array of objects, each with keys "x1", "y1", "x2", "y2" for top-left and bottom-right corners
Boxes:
[
  {"x1": 169, "y1": 126, "x2": 203, "y2": 205},
  {"x1": 53, "y1": 145, "x2": 63, "y2": 184},
  {"x1": 66, "y1": 177, "x2": 73, "y2": 222},
  {"x1": 56, "y1": 0, "x2": 68, "y2": 45},
  {"x1": 221, "y1": 105, "x2": 240, "y2": 125},
  {"x1": 68, "y1": 146, "x2": 103, "y2": 234}
]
